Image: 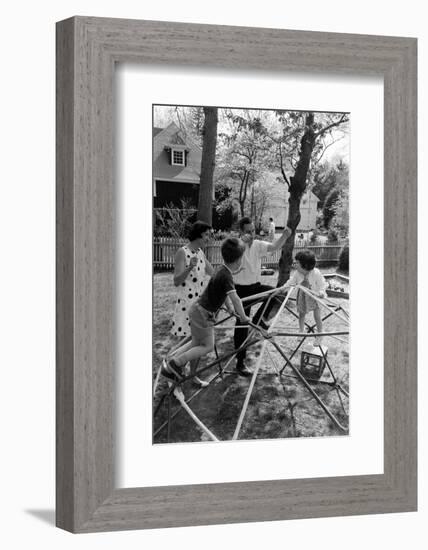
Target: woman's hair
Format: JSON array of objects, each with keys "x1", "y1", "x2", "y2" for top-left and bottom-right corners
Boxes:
[
  {"x1": 188, "y1": 220, "x2": 211, "y2": 241},
  {"x1": 238, "y1": 216, "x2": 253, "y2": 230},
  {"x1": 221, "y1": 237, "x2": 246, "y2": 264},
  {"x1": 295, "y1": 249, "x2": 316, "y2": 271}
]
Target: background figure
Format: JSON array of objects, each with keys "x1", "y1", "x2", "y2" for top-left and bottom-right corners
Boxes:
[{"x1": 268, "y1": 217, "x2": 275, "y2": 241}]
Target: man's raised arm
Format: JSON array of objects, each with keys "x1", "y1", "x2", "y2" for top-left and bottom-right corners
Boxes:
[{"x1": 266, "y1": 226, "x2": 292, "y2": 253}]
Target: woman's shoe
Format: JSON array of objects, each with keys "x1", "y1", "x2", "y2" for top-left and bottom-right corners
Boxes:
[{"x1": 161, "y1": 358, "x2": 184, "y2": 382}]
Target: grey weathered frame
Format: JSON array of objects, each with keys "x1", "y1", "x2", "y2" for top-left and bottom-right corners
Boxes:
[{"x1": 56, "y1": 16, "x2": 417, "y2": 533}]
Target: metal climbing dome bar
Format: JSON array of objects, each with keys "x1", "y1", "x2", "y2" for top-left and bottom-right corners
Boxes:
[{"x1": 153, "y1": 283, "x2": 349, "y2": 443}]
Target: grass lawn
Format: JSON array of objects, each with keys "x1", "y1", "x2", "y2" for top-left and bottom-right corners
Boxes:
[{"x1": 153, "y1": 269, "x2": 349, "y2": 444}]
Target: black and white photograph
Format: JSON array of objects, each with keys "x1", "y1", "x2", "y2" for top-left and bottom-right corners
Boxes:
[
  {"x1": 152, "y1": 104, "x2": 350, "y2": 444},
  {"x1": 2, "y1": 0, "x2": 422, "y2": 544}
]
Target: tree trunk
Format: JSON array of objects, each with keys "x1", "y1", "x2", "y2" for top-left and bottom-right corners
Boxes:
[
  {"x1": 250, "y1": 185, "x2": 255, "y2": 220},
  {"x1": 198, "y1": 107, "x2": 218, "y2": 224},
  {"x1": 239, "y1": 199, "x2": 245, "y2": 218},
  {"x1": 238, "y1": 171, "x2": 247, "y2": 217},
  {"x1": 277, "y1": 113, "x2": 316, "y2": 286},
  {"x1": 238, "y1": 168, "x2": 251, "y2": 218}
]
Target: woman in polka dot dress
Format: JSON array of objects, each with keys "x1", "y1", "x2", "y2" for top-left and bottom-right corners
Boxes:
[{"x1": 171, "y1": 221, "x2": 214, "y2": 339}]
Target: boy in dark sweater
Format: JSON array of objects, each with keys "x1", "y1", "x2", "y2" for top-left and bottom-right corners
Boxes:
[{"x1": 162, "y1": 237, "x2": 250, "y2": 383}]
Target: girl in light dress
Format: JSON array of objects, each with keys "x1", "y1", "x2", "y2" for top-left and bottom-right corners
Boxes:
[{"x1": 284, "y1": 249, "x2": 327, "y2": 346}]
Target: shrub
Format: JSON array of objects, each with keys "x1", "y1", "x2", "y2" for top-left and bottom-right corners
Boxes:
[
  {"x1": 309, "y1": 229, "x2": 319, "y2": 244},
  {"x1": 338, "y1": 244, "x2": 349, "y2": 273},
  {"x1": 154, "y1": 199, "x2": 196, "y2": 238},
  {"x1": 328, "y1": 228, "x2": 339, "y2": 242}
]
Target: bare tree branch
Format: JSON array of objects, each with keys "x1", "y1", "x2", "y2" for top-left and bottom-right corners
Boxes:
[
  {"x1": 315, "y1": 113, "x2": 349, "y2": 137},
  {"x1": 314, "y1": 135, "x2": 347, "y2": 164},
  {"x1": 232, "y1": 150, "x2": 253, "y2": 161},
  {"x1": 174, "y1": 106, "x2": 187, "y2": 139}
]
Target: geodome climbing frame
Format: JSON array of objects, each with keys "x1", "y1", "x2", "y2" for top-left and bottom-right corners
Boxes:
[{"x1": 153, "y1": 283, "x2": 349, "y2": 443}]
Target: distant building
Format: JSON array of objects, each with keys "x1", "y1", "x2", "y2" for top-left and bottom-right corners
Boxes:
[
  {"x1": 265, "y1": 186, "x2": 319, "y2": 232},
  {"x1": 298, "y1": 190, "x2": 320, "y2": 231},
  {"x1": 153, "y1": 122, "x2": 204, "y2": 209}
]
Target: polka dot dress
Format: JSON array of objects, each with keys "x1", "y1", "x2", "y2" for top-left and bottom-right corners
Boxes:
[{"x1": 171, "y1": 245, "x2": 207, "y2": 337}]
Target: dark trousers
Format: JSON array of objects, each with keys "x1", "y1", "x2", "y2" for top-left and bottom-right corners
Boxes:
[{"x1": 234, "y1": 283, "x2": 276, "y2": 365}]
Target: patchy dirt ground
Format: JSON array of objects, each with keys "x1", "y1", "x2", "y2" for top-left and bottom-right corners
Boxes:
[{"x1": 153, "y1": 271, "x2": 349, "y2": 444}]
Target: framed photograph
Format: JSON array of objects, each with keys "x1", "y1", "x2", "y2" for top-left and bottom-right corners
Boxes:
[
  {"x1": 56, "y1": 17, "x2": 417, "y2": 532},
  {"x1": 150, "y1": 102, "x2": 351, "y2": 447}
]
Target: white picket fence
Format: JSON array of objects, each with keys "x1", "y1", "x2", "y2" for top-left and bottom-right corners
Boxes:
[{"x1": 153, "y1": 237, "x2": 346, "y2": 270}]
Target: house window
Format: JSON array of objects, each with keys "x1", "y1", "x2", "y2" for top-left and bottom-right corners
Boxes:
[{"x1": 172, "y1": 149, "x2": 185, "y2": 166}]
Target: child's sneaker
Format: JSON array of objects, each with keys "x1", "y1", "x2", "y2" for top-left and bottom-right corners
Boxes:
[
  {"x1": 161, "y1": 358, "x2": 184, "y2": 382},
  {"x1": 183, "y1": 363, "x2": 191, "y2": 377},
  {"x1": 173, "y1": 386, "x2": 185, "y2": 402},
  {"x1": 192, "y1": 376, "x2": 209, "y2": 388}
]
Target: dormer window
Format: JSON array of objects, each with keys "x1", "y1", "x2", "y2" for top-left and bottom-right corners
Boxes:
[
  {"x1": 172, "y1": 149, "x2": 185, "y2": 166},
  {"x1": 164, "y1": 143, "x2": 189, "y2": 166}
]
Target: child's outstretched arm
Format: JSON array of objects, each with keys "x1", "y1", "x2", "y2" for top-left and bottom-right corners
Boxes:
[
  {"x1": 228, "y1": 291, "x2": 251, "y2": 324},
  {"x1": 281, "y1": 269, "x2": 299, "y2": 291},
  {"x1": 316, "y1": 270, "x2": 328, "y2": 298},
  {"x1": 224, "y1": 295, "x2": 234, "y2": 314}
]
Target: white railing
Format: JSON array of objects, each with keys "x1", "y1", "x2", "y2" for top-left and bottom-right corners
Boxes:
[{"x1": 153, "y1": 236, "x2": 347, "y2": 270}]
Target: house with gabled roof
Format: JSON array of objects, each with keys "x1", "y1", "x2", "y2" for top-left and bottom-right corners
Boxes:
[
  {"x1": 153, "y1": 122, "x2": 203, "y2": 209},
  {"x1": 264, "y1": 183, "x2": 319, "y2": 232}
]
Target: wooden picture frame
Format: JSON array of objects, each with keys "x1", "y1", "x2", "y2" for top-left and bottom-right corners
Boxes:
[{"x1": 56, "y1": 16, "x2": 417, "y2": 533}]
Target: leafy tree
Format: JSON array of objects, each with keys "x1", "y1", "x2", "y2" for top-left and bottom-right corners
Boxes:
[
  {"x1": 330, "y1": 185, "x2": 350, "y2": 237},
  {"x1": 251, "y1": 172, "x2": 280, "y2": 232},
  {"x1": 188, "y1": 106, "x2": 205, "y2": 144},
  {"x1": 270, "y1": 111, "x2": 349, "y2": 285},
  {"x1": 170, "y1": 105, "x2": 205, "y2": 146},
  {"x1": 312, "y1": 159, "x2": 349, "y2": 228},
  {"x1": 213, "y1": 182, "x2": 236, "y2": 230},
  {"x1": 217, "y1": 109, "x2": 273, "y2": 217},
  {"x1": 323, "y1": 188, "x2": 341, "y2": 228},
  {"x1": 311, "y1": 162, "x2": 339, "y2": 208}
]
